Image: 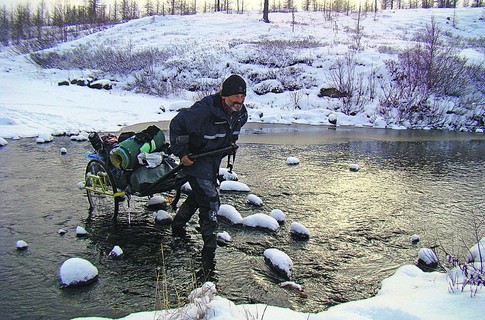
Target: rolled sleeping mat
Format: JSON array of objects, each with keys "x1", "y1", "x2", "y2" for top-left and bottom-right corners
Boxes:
[
  {"x1": 110, "y1": 129, "x2": 166, "y2": 170},
  {"x1": 110, "y1": 145, "x2": 133, "y2": 170}
]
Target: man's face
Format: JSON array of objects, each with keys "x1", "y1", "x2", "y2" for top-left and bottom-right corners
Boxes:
[{"x1": 224, "y1": 94, "x2": 245, "y2": 112}]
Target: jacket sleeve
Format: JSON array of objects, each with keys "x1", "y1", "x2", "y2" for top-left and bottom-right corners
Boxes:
[
  {"x1": 169, "y1": 110, "x2": 190, "y2": 158},
  {"x1": 169, "y1": 102, "x2": 211, "y2": 158},
  {"x1": 232, "y1": 106, "x2": 248, "y2": 142}
]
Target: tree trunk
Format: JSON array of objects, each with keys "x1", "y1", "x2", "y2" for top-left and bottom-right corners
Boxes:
[{"x1": 263, "y1": 0, "x2": 269, "y2": 23}]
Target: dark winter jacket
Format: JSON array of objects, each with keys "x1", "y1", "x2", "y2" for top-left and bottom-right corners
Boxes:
[{"x1": 169, "y1": 93, "x2": 248, "y2": 180}]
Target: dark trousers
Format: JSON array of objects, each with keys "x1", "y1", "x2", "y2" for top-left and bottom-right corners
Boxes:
[{"x1": 172, "y1": 176, "x2": 219, "y2": 266}]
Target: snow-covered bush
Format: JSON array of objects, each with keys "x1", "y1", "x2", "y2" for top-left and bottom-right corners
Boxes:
[
  {"x1": 379, "y1": 17, "x2": 485, "y2": 130},
  {"x1": 278, "y1": 66, "x2": 317, "y2": 91},
  {"x1": 253, "y1": 79, "x2": 284, "y2": 95},
  {"x1": 442, "y1": 232, "x2": 485, "y2": 296},
  {"x1": 327, "y1": 52, "x2": 370, "y2": 116}
]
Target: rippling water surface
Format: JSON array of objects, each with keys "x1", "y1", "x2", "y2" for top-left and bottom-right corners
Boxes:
[{"x1": 1, "y1": 126, "x2": 484, "y2": 319}]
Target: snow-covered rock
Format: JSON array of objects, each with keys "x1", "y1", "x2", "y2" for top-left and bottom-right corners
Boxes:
[
  {"x1": 109, "y1": 245, "x2": 123, "y2": 257},
  {"x1": 328, "y1": 113, "x2": 338, "y2": 125},
  {"x1": 217, "y1": 231, "x2": 232, "y2": 246},
  {"x1": 52, "y1": 129, "x2": 66, "y2": 136},
  {"x1": 220, "y1": 180, "x2": 250, "y2": 192},
  {"x1": 75, "y1": 226, "x2": 88, "y2": 237},
  {"x1": 417, "y1": 248, "x2": 439, "y2": 269},
  {"x1": 217, "y1": 204, "x2": 243, "y2": 224},
  {"x1": 411, "y1": 234, "x2": 420, "y2": 243},
  {"x1": 349, "y1": 163, "x2": 360, "y2": 172},
  {"x1": 60, "y1": 147, "x2": 67, "y2": 155},
  {"x1": 70, "y1": 132, "x2": 89, "y2": 141},
  {"x1": 247, "y1": 194, "x2": 263, "y2": 206},
  {"x1": 290, "y1": 222, "x2": 310, "y2": 240},
  {"x1": 16, "y1": 240, "x2": 28, "y2": 250},
  {"x1": 0, "y1": 137, "x2": 8, "y2": 146},
  {"x1": 264, "y1": 248, "x2": 293, "y2": 279},
  {"x1": 77, "y1": 181, "x2": 85, "y2": 189},
  {"x1": 89, "y1": 79, "x2": 114, "y2": 90},
  {"x1": 154, "y1": 210, "x2": 172, "y2": 224},
  {"x1": 286, "y1": 157, "x2": 300, "y2": 165},
  {"x1": 219, "y1": 168, "x2": 238, "y2": 181},
  {"x1": 217, "y1": 231, "x2": 232, "y2": 242},
  {"x1": 59, "y1": 257, "x2": 98, "y2": 287},
  {"x1": 242, "y1": 213, "x2": 279, "y2": 231},
  {"x1": 58, "y1": 228, "x2": 67, "y2": 235},
  {"x1": 147, "y1": 195, "x2": 166, "y2": 208},
  {"x1": 270, "y1": 209, "x2": 286, "y2": 224},
  {"x1": 279, "y1": 281, "x2": 303, "y2": 292},
  {"x1": 466, "y1": 237, "x2": 485, "y2": 263},
  {"x1": 36, "y1": 133, "x2": 53, "y2": 143}
]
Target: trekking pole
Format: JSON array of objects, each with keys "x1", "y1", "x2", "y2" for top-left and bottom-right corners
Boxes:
[{"x1": 140, "y1": 144, "x2": 238, "y2": 196}]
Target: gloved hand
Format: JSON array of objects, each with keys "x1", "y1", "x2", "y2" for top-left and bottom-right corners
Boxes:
[{"x1": 134, "y1": 132, "x2": 151, "y2": 143}]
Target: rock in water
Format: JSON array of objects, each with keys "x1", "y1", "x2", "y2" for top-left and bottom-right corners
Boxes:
[
  {"x1": 270, "y1": 209, "x2": 286, "y2": 224},
  {"x1": 247, "y1": 194, "x2": 263, "y2": 206},
  {"x1": 417, "y1": 248, "x2": 439, "y2": 270},
  {"x1": 16, "y1": 240, "x2": 28, "y2": 250},
  {"x1": 109, "y1": 245, "x2": 123, "y2": 257},
  {"x1": 154, "y1": 210, "x2": 172, "y2": 224},
  {"x1": 59, "y1": 257, "x2": 98, "y2": 287},
  {"x1": 76, "y1": 226, "x2": 88, "y2": 237},
  {"x1": 264, "y1": 248, "x2": 293, "y2": 279},
  {"x1": 349, "y1": 163, "x2": 360, "y2": 172},
  {"x1": 286, "y1": 157, "x2": 300, "y2": 165},
  {"x1": 290, "y1": 222, "x2": 310, "y2": 240}
]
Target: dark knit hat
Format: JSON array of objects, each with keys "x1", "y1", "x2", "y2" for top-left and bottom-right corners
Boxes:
[{"x1": 221, "y1": 74, "x2": 246, "y2": 96}]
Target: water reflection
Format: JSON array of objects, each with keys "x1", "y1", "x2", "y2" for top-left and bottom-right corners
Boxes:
[{"x1": 0, "y1": 129, "x2": 484, "y2": 319}]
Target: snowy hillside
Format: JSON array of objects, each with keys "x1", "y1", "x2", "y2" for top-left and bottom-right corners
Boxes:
[{"x1": 0, "y1": 8, "x2": 484, "y2": 139}]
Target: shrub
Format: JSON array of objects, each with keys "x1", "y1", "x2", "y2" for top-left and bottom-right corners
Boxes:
[
  {"x1": 440, "y1": 209, "x2": 485, "y2": 296},
  {"x1": 29, "y1": 40, "x2": 172, "y2": 75},
  {"x1": 379, "y1": 17, "x2": 485, "y2": 129},
  {"x1": 253, "y1": 79, "x2": 284, "y2": 95},
  {"x1": 327, "y1": 52, "x2": 371, "y2": 115}
]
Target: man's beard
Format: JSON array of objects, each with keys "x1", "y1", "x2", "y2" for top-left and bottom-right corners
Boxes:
[{"x1": 229, "y1": 103, "x2": 242, "y2": 112}]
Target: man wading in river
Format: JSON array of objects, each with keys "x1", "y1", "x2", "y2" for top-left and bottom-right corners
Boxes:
[{"x1": 169, "y1": 74, "x2": 248, "y2": 276}]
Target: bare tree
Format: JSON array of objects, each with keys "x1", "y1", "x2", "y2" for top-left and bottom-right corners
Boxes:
[
  {"x1": 87, "y1": 0, "x2": 99, "y2": 24},
  {"x1": 263, "y1": 0, "x2": 270, "y2": 22},
  {"x1": 131, "y1": 0, "x2": 140, "y2": 19},
  {"x1": 422, "y1": 0, "x2": 433, "y2": 8},
  {"x1": 52, "y1": 2, "x2": 67, "y2": 42},
  {"x1": 121, "y1": 0, "x2": 130, "y2": 20},
  {"x1": 111, "y1": 0, "x2": 120, "y2": 23},
  {"x1": 144, "y1": 0, "x2": 155, "y2": 15},
  {"x1": 0, "y1": 5, "x2": 9, "y2": 46},
  {"x1": 302, "y1": 0, "x2": 311, "y2": 11},
  {"x1": 32, "y1": 1, "x2": 47, "y2": 41},
  {"x1": 11, "y1": 4, "x2": 32, "y2": 43}
]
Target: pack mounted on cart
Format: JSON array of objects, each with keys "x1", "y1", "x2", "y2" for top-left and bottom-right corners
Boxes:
[
  {"x1": 86, "y1": 125, "x2": 238, "y2": 203},
  {"x1": 88, "y1": 125, "x2": 185, "y2": 196}
]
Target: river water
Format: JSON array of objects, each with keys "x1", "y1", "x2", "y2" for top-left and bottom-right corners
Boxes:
[{"x1": 1, "y1": 124, "x2": 484, "y2": 320}]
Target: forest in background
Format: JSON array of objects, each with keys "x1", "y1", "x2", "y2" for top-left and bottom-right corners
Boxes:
[{"x1": 1, "y1": 0, "x2": 484, "y2": 51}]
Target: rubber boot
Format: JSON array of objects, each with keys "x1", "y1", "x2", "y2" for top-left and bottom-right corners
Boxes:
[
  {"x1": 201, "y1": 234, "x2": 217, "y2": 271},
  {"x1": 171, "y1": 195, "x2": 197, "y2": 237}
]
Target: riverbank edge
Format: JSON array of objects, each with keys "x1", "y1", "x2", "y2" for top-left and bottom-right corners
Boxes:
[{"x1": 119, "y1": 120, "x2": 485, "y2": 145}]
